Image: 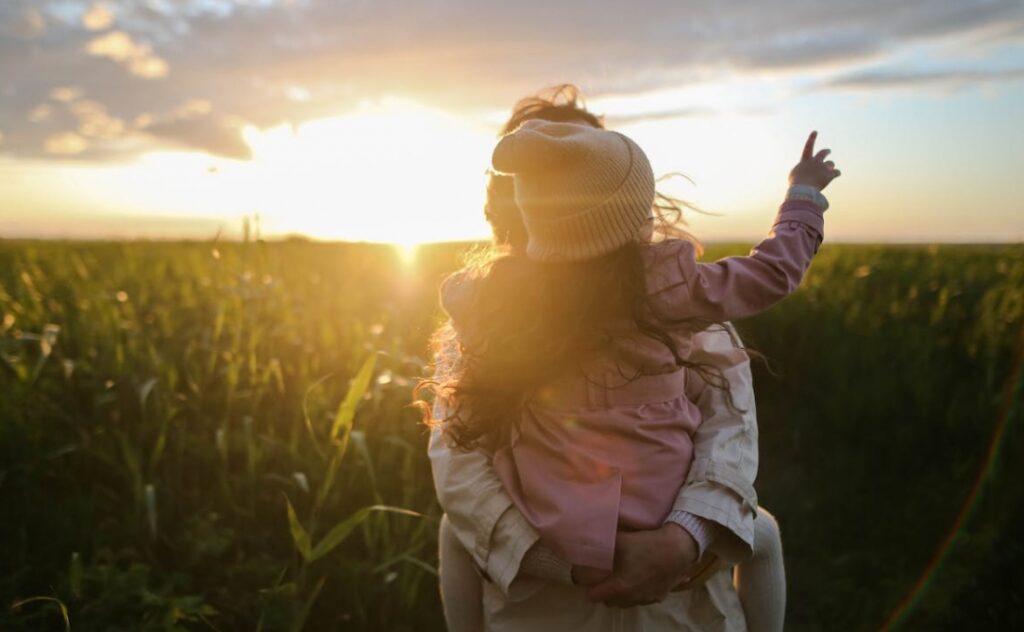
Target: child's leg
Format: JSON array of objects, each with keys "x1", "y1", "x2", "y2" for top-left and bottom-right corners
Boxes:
[
  {"x1": 734, "y1": 508, "x2": 786, "y2": 632},
  {"x1": 439, "y1": 514, "x2": 485, "y2": 632}
]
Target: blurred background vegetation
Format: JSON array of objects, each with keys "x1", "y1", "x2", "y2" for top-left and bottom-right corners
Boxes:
[{"x1": 1, "y1": 239, "x2": 1021, "y2": 631}]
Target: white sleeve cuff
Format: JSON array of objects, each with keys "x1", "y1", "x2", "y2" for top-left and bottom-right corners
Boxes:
[
  {"x1": 786, "y1": 184, "x2": 829, "y2": 211},
  {"x1": 486, "y1": 506, "x2": 541, "y2": 594},
  {"x1": 666, "y1": 510, "x2": 718, "y2": 559},
  {"x1": 518, "y1": 543, "x2": 573, "y2": 585}
]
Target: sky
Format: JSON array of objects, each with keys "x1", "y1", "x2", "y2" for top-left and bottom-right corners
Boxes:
[{"x1": 1, "y1": 0, "x2": 1023, "y2": 244}]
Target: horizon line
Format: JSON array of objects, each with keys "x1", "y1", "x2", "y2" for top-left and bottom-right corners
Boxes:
[{"x1": 2, "y1": 235, "x2": 1022, "y2": 247}]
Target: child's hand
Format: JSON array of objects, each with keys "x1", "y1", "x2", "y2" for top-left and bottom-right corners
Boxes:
[
  {"x1": 789, "y1": 131, "x2": 841, "y2": 191},
  {"x1": 572, "y1": 565, "x2": 612, "y2": 586}
]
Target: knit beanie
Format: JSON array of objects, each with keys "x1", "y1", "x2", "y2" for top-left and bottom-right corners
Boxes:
[{"x1": 491, "y1": 119, "x2": 656, "y2": 262}]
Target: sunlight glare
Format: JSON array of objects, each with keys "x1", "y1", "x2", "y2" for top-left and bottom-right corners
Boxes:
[
  {"x1": 240, "y1": 98, "x2": 494, "y2": 244},
  {"x1": 394, "y1": 241, "x2": 419, "y2": 266}
]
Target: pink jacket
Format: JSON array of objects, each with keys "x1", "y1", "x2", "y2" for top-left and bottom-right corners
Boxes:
[{"x1": 443, "y1": 198, "x2": 824, "y2": 570}]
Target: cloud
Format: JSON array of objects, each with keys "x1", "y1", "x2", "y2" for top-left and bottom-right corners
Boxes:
[
  {"x1": 133, "y1": 96, "x2": 248, "y2": 158},
  {"x1": 28, "y1": 104, "x2": 54, "y2": 123},
  {"x1": 730, "y1": 30, "x2": 883, "y2": 70},
  {"x1": 145, "y1": 115, "x2": 251, "y2": 159},
  {"x1": 0, "y1": 0, "x2": 1022, "y2": 163},
  {"x1": 0, "y1": 6, "x2": 46, "y2": 39},
  {"x1": 82, "y1": 3, "x2": 114, "y2": 31},
  {"x1": 174, "y1": 99, "x2": 212, "y2": 118},
  {"x1": 605, "y1": 106, "x2": 720, "y2": 126},
  {"x1": 86, "y1": 30, "x2": 168, "y2": 78},
  {"x1": 606, "y1": 105, "x2": 774, "y2": 126},
  {"x1": 70, "y1": 99, "x2": 126, "y2": 139},
  {"x1": 50, "y1": 86, "x2": 83, "y2": 102},
  {"x1": 45, "y1": 132, "x2": 88, "y2": 155},
  {"x1": 819, "y1": 67, "x2": 1024, "y2": 92}
]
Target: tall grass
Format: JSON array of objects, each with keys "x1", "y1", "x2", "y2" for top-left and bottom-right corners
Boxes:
[
  {"x1": 0, "y1": 239, "x2": 1021, "y2": 630},
  {"x1": 0, "y1": 239, "x2": 458, "y2": 630}
]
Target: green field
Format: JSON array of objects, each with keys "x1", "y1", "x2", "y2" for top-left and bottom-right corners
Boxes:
[{"x1": 1, "y1": 239, "x2": 1022, "y2": 631}]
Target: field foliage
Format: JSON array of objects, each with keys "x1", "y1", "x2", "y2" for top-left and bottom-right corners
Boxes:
[{"x1": 1, "y1": 239, "x2": 1021, "y2": 631}]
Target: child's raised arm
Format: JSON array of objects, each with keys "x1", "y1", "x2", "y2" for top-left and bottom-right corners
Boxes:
[{"x1": 648, "y1": 132, "x2": 841, "y2": 323}]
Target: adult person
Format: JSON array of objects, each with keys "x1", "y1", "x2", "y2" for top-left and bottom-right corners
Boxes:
[{"x1": 428, "y1": 85, "x2": 786, "y2": 632}]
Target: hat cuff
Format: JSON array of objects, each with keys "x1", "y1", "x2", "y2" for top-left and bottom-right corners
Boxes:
[{"x1": 524, "y1": 159, "x2": 655, "y2": 262}]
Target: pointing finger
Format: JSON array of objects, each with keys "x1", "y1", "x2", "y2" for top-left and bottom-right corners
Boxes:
[{"x1": 802, "y1": 131, "x2": 817, "y2": 161}]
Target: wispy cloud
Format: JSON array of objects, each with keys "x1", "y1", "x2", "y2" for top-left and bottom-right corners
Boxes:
[
  {"x1": 81, "y1": 3, "x2": 114, "y2": 31},
  {"x1": 818, "y1": 66, "x2": 1024, "y2": 91},
  {"x1": 0, "y1": 0, "x2": 1021, "y2": 162},
  {"x1": 86, "y1": 30, "x2": 169, "y2": 78},
  {"x1": 44, "y1": 131, "x2": 88, "y2": 155}
]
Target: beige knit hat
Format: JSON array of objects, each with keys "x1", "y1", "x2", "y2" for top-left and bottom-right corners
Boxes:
[{"x1": 491, "y1": 119, "x2": 655, "y2": 262}]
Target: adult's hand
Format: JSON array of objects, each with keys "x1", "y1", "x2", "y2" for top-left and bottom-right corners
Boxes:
[{"x1": 584, "y1": 523, "x2": 701, "y2": 608}]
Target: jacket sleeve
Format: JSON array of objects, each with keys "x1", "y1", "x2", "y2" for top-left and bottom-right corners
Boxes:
[
  {"x1": 427, "y1": 336, "x2": 541, "y2": 595},
  {"x1": 670, "y1": 323, "x2": 759, "y2": 563},
  {"x1": 648, "y1": 198, "x2": 825, "y2": 323}
]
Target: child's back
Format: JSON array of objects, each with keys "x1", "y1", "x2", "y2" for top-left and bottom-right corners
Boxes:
[{"x1": 439, "y1": 120, "x2": 834, "y2": 572}]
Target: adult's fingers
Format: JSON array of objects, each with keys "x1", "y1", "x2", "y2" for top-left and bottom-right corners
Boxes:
[
  {"x1": 815, "y1": 148, "x2": 831, "y2": 162},
  {"x1": 589, "y1": 577, "x2": 669, "y2": 608},
  {"x1": 602, "y1": 588, "x2": 658, "y2": 608},
  {"x1": 824, "y1": 160, "x2": 835, "y2": 169},
  {"x1": 802, "y1": 131, "x2": 817, "y2": 161},
  {"x1": 586, "y1": 576, "x2": 629, "y2": 603},
  {"x1": 606, "y1": 595, "x2": 660, "y2": 608}
]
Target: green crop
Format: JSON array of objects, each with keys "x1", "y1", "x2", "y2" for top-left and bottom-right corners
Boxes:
[{"x1": 0, "y1": 239, "x2": 1021, "y2": 631}]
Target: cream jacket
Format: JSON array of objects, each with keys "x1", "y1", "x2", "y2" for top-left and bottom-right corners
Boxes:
[{"x1": 428, "y1": 324, "x2": 758, "y2": 631}]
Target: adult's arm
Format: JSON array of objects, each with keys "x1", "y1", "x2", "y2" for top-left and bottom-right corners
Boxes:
[
  {"x1": 428, "y1": 423, "x2": 542, "y2": 593},
  {"x1": 667, "y1": 322, "x2": 759, "y2": 564},
  {"x1": 426, "y1": 333, "x2": 541, "y2": 594}
]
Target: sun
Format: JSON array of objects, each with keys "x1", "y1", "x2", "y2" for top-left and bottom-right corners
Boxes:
[
  {"x1": 55, "y1": 99, "x2": 496, "y2": 244},
  {"x1": 48, "y1": 94, "x2": 790, "y2": 245},
  {"x1": 238, "y1": 98, "x2": 495, "y2": 244},
  {"x1": 393, "y1": 241, "x2": 419, "y2": 267}
]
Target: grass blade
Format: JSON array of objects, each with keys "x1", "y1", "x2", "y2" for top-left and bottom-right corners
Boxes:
[
  {"x1": 301, "y1": 373, "x2": 333, "y2": 462},
  {"x1": 69, "y1": 552, "x2": 83, "y2": 598},
  {"x1": 329, "y1": 353, "x2": 377, "y2": 442},
  {"x1": 285, "y1": 497, "x2": 312, "y2": 561},
  {"x1": 289, "y1": 575, "x2": 326, "y2": 632},
  {"x1": 308, "y1": 505, "x2": 420, "y2": 563},
  {"x1": 10, "y1": 596, "x2": 70, "y2": 632}
]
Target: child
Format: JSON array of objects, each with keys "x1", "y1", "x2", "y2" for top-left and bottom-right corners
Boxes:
[{"x1": 429, "y1": 121, "x2": 838, "y2": 630}]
